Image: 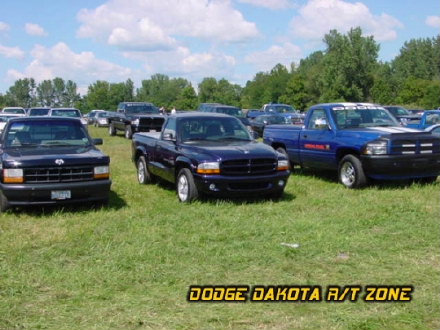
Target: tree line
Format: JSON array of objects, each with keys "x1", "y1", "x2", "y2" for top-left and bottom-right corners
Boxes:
[{"x1": 1, "y1": 28, "x2": 439, "y2": 112}]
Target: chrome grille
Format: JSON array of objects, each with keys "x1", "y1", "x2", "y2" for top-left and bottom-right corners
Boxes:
[
  {"x1": 221, "y1": 158, "x2": 276, "y2": 176},
  {"x1": 24, "y1": 166, "x2": 94, "y2": 183},
  {"x1": 390, "y1": 138, "x2": 440, "y2": 155}
]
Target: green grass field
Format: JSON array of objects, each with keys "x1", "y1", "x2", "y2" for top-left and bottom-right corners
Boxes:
[{"x1": 1, "y1": 126, "x2": 439, "y2": 330}]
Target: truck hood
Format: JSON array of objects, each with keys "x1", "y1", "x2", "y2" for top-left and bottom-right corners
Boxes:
[
  {"x1": 1, "y1": 146, "x2": 109, "y2": 168},
  {"x1": 181, "y1": 140, "x2": 279, "y2": 162}
]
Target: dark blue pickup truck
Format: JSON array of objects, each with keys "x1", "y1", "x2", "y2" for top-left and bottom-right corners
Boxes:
[
  {"x1": 131, "y1": 112, "x2": 290, "y2": 202},
  {"x1": 263, "y1": 103, "x2": 440, "y2": 188},
  {"x1": 0, "y1": 117, "x2": 111, "y2": 211}
]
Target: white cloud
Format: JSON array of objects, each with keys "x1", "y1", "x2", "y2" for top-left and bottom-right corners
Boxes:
[
  {"x1": 245, "y1": 42, "x2": 302, "y2": 71},
  {"x1": 237, "y1": 0, "x2": 294, "y2": 10},
  {"x1": 0, "y1": 21, "x2": 10, "y2": 32},
  {"x1": 77, "y1": 0, "x2": 259, "y2": 51},
  {"x1": 25, "y1": 23, "x2": 48, "y2": 37},
  {"x1": 0, "y1": 44, "x2": 25, "y2": 59},
  {"x1": 426, "y1": 15, "x2": 440, "y2": 28},
  {"x1": 8, "y1": 42, "x2": 132, "y2": 87},
  {"x1": 290, "y1": 0, "x2": 403, "y2": 41}
]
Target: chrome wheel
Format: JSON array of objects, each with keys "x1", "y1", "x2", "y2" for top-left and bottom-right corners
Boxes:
[
  {"x1": 177, "y1": 174, "x2": 189, "y2": 201},
  {"x1": 340, "y1": 161, "x2": 355, "y2": 186},
  {"x1": 137, "y1": 160, "x2": 145, "y2": 183}
]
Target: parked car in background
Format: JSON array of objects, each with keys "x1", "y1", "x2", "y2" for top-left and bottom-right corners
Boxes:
[
  {"x1": 132, "y1": 112, "x2": 290, "y2": 202},
  {"x1": 0, "y1": 117, "x2": 111, "y2": 212},
  {"x1": 425, "y1": 124, "x2": 440, "y2": 137},
  {"x1": 93, "y1": 111, "x2": 111, "y2": 127},
  {"x1": 249, "y1": 114, "x2": 290, "y2": 138},
  {"x1": 87, "y1": 110, "x2": 106, "y2": 125},
  {"x1": 107, "y1": 102, "x2": 164, "y2": 139},
  {"x1": 406, "y1": 110, "x2": 440, "y2": 130},
  {"x1": 247, "y1": 103, "x2": 305, "y2": 124},
  {"x1": 27, "y1": 107, "x2": 50, "y2": 116},
  {"x1": 408, "y1": 109, "x2": 424, "y2": 117},
  {"x1": 383, "y1": 105, "x2": 420, "y2": 126},
  {"x1": 49, "y1": 108, "x2": 88, "y2": 127},
  {"x1": 0, "y1": 114, "x2": 22, "y2": 133},
  {"x1": 2, "y1": 107, "x2": 26, "y2": 116}
]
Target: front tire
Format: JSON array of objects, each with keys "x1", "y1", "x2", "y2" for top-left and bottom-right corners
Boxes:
[
  {"x1": 137, "y1": 156, "x2": 154, "y2": 184},
  {"x1": 176, "y1": 168, "x2": 199, "y2": 203},
  {"x1": 109, "y1": 123, "x2": 116, "y2": 136},
  {"x1": 338, "y1": 154, "x2": 368, "y2": 189},
  {"x1": 0, "y1": 190, "x2": 10, "y2": 213},
  {"x1": 125, "y1": 125, "x2": 133, "y2": 139}
]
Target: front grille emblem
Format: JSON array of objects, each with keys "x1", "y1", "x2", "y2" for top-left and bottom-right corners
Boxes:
[{"x1": 55, "y1": 159, "x2": 64, "y2": 166}]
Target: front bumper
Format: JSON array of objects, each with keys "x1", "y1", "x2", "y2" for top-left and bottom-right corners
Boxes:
[
  {"x1": 1, "y1": 179, "x2": 112, "y2": 206},
  {"x1": 193, "y1": 171, "x2": 290, "y2": 196},
  {"x1": 361, "y1": 154, "x2": 440, "y2": 179}
]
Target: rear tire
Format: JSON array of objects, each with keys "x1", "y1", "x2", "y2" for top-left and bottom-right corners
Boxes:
[
  {"x1": 176, "y1": 168, "x2": 199, "y2": 203},
  {"x1": 137, "y1": 156, "x2": 154, "y2": 184},
  {"x1": 338, "y1": 155, "x2": 368, "y2": 189},
  {"x1": 109, "y1": 123, "x2": 116, "y2": 136}
]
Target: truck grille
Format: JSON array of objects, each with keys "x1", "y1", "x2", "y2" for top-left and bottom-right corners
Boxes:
[
  {"x1": 390, "y1": 138, "x2": 440, "y2": 155},
  {"x1": 139, "y1": 117, "x2": 165, "y2": 131},
  {"x1": 24, "y1": 166, "x2": 94, "y2": 183},
  {"x1": 221, "y1": 158, "x2": 277, "y2": 176}
]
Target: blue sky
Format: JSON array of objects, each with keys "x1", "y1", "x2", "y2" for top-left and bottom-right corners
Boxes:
[{"x1": 0, "y1": 0, "x2": 439, "y2": 94}]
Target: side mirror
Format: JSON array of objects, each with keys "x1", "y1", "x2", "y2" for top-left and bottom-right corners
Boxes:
[
  {"x1": 93, "y1": 138, "x2": 103, "y2": 145},
  {"x1": 163, "y1": 133, "x2": 176, "y2": 141},
  {"x1": 263, "y1": 120, "x2": 268, "y2": 125}
]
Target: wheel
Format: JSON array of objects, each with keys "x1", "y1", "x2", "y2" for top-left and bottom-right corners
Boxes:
[
  {"x1": 0, "y1": 190, "x2": 10, "y2": 213},
  {"x1": 276, "y1": 147, "x2": 292, "y2": 170},
  {"x1": 268, "y1": 190, "x2": 284, "y2": 200},
  {"x1": 176, "y1": 168, "x2": 199, "y2": 203},
  {"x1": 109, "y1": 123, "x2": 116, "y2": 136},
  {"x1": 125, "y1": 125, "x2": 133, "y2": 139},
  {"x1": 137, "y1": 156, "x2": 154, "y2": 184},
  {"x1": 338, "y1": 154, "x2": 368, "y2": 188}
]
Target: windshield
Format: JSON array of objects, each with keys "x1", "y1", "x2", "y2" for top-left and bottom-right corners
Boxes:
[
  {"x1": 3, "y1": 108, "x2": 25, "y2": 114},
  {"x1": 125, "y1": 105, "x2": 159, "y2": 114},
  {"x1": 264, "y1": 116, "x2": 288, "y2": 124},
  {"x1": 29, "y1": 108, "x2": 50, "y2": 116},
  {"x1": 386, "y1": 107, "x2": 411, "y2": 116},
  {"x1": 5, "y1": 120, "x2": 90, "y2": 148},
  {"x1": 51, "y1": 109, "x2": 81, "y2": 118},
  {"x1": 179, "y1": 117, "x2": 251, "y2": 143},
  {"x1": 215, "y1": 107, "x2": 244, "y2": 118},
  {"x1": 265, "y1": 105, "x2": 295, "y2": 114},
  {"x1": 330, "y1": 106, "x2": 398, "y2": 129}
]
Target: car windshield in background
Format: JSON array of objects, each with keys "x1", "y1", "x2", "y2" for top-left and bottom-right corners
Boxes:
[
  {"x1": 29, "y1": 108, "x2": 50, "y2": 116},
  {"x1": 264, "y1": 116, "x2": 288, "y2": 124},
  {"x1": 3, "y1": 108, "x2": 25, "y2": 114},
  {"x1": 215, "y1": 107, "x2": 244, "y2": 118},
  {"x1": 180, "y1": 117, "x2": 251, "y2": 143},
  {"x1": 266, "y1": 105, "x2": 295, "y2": 114},
  {"x1": 0, "y1": 115, "x2": 17, "y2": 122},
  {"x1": 331, "y1": 106, "x2": 397, "y2": 129},
  {"x1": 385, "y1": 107, "x2": 411, "y2": 116},
  {"x1": 51, "y1": 109, "x2": 82, "y2": 118},
  {"x1": 126, "y1": 105, "x2": 159, "y2": 114},
  {"x1": 5, "y1": 120, "x2": 90, "y2": 148}
]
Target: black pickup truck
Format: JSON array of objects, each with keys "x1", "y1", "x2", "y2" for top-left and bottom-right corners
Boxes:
[
  {"x1": 0, "y1": 117, "x2": 111, "y2": 211},
  {"x1": 131, "y1": 112, "x2": 290, "y2": 202},
  {"x1": 107, "y1": 102, "x2": 165, "y2": 139}
]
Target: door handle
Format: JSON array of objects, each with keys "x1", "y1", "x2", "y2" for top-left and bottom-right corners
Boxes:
[{"x1": 303, "y1": 135, "x2": 308, "y2": 138}]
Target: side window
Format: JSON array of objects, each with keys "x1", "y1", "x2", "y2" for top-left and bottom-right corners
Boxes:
[
  {"x1": 162, "y1": 118, "x2": 176, "y2": 139},
  {"x1": 307, "y1": 109, "x2": 328, "y2": 130}
]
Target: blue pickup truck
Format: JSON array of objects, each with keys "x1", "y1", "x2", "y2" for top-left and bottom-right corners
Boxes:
[
  {"x1": 407, "y1": 110, "x2": 440, "y2": 130},
  {"x1": 263, "y1": 103, "x2": 440, "y2": 188},
  {"x1": 131, "y1": 112, "x2": 290, "y2": 202}
]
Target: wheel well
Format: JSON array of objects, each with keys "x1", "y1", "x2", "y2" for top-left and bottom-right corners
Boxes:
[
  {"x1": 271, "y1": 142, "x2": 286, "y2": 151},
  {"x1": 336, "y1": 148, "x2": 360, "y2": 162},
  {"x1": 134, "y1": 150, "x2": 144, "y2": 165}
]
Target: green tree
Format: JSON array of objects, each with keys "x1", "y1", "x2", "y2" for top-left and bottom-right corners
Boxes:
[{"x1": 5, "y1": 78, "x2": 36, "y2": 107}]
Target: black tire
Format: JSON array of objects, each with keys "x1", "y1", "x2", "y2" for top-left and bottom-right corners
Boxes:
[
  {"x1": 137, "y1": 156, "x2": 154, "y2": 184},
  {"x1": 268, "y1": 190, "x2": 284, "y2": 200},
  {"x1": 0, "y1": 190, "x2": 10, "y2": 213},
  {"x1": 338, "y1": 154, "x2": 368, "y2": 189},
  {"x1": 276, "y1": 147, "x2": 292, "y2": 171},
  {"x1": 176, "y1": 168, "x2": 199, "y2": 203},
  {"x1": 125, "y1": 125, "x2": 133, "y2": 139},
  {"x1": 109, "y1": 123, "x2": 116, "y2": 136},
  {"x1": 414, "y1": 176, "x2": 438, "y2": 184}
]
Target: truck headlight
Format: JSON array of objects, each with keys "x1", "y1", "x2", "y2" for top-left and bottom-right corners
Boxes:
[
  {"x1": 3, "y1": 168, "x2": 24, "y2": 183},
  {"x1": 277, "y1": 160, "x2": 289, "y2": 171},
  {"x1": 132, "y1": 119, "x2": 139, "y2": 125},
  {"x1": 94, "y1": 166, "x2": 110, "y2": 179},
  {"x1": 197, "y1": 162, "x2": 220, "y2": 174},
  {"x1": 363, "y1": 141, "x2": 388, "y2": 155}
]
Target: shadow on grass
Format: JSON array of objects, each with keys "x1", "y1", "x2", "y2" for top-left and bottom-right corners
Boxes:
[
  {"x1": 154, "y1": 178, "x2": 296, "y2": 205},
  {"x1": 293, "y1": 166, "x2": 439, "y2": 190},
  {"x1": 5, "y1": 190, "x2": 127, "y2": 216}
]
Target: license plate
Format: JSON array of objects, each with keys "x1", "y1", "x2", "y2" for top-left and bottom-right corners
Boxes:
[{"x1": 51, "y1": 190, "x2": 71, "y2": 200}]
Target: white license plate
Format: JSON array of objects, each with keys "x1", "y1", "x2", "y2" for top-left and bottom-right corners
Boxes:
[{"x1": 51, "y1": 190, "x2": 71, "y2": 200}]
